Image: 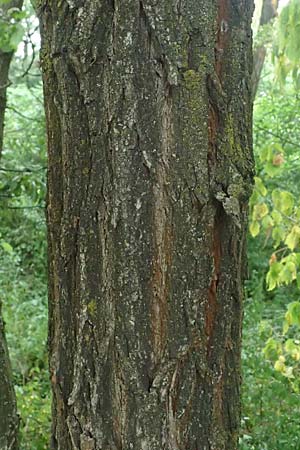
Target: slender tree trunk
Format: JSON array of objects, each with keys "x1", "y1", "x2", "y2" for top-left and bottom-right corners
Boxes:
[
  {"x1": 0, "y1": 51, "x2": 13, "y2": 157},
  {"x1": 0, "y1": 4, "x2": 19, "y2": 450},
  {"x1": 0, "y1": 3, "x2": 23, "y2": 447},
  {"x1": 39, "y1": 1, "x2": 254, "y2": 449},
  {"x1": 0, "y1": 306, "x2": 19, "y2": 450},
  {"x1": 252, "y1": 0, "x2": 278, "y2": 99}
]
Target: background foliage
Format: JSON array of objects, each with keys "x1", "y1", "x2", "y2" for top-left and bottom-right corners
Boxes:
[
  {"x1": 0, "y1": 1, "x2": 50, "y2": 447},
  {"x1": 240, "y1": 1, "x2": 300, "y2": 447}
]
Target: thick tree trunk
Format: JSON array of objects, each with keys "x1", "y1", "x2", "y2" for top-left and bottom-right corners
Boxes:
[
  {"x1": 0, "y1": 2, "x2": 23, "y2": 448},
  {"x1": 39, "y1": 1, "x2": 254, "y2": 449}
]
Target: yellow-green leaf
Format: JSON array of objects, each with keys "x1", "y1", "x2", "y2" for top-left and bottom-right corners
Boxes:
[
  {"x1": 250, "y1": 221, "x2": 260, "y2": 237},
  {"x1": 262, "y1": 215, "x2": 274, "y2": 229},
  {"x1": 285, "y1": 225, "x2": 300, "y2": 250},
  {"x1": 253, "y1": 203, "x2": 269, "y2": 221},
  {"x1": 285, "y1": 302, "x2": 300, "y2": 327},
  {"x1": 272, "y1": 189, "x2": 294, "y2": 215},
  {"x1": 254, "y1": 176, "x2": 267, "y2": 196},
  {"x1": 1, "y1": 241, "x2": 13, "y2": 254}
]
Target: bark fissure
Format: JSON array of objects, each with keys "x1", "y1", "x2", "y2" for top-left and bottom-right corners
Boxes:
[{"x1": 40, "y1": 1, "x2": 254, "y2": 449}]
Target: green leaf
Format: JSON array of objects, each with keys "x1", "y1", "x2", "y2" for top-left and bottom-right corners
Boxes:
[
  {"x1": 279, "y1": 261, "x2": 297, "y2": 285},
  {"x1": 6, "y1": 8, "x2": 26, "y2": 20},
  {"x1": 8, "y1": 23, "x2": 24, "y2": 50},
  {"x1": 285, "y1": 302, "x2": 300, "y2": 327},
  {"x1": 272, "y1": 226, "x2": 285, "y2": 247},
  {"x1": 272, "y1": 189, "x2": 294, "y2": 215},
  {"x1": 272, "y1": 189, "x2": 282, "y2": 209},
  {"x1": 283, "y1": 319, "x2": 290, "y2": 335},
  {"x1": 266, "y1": 262, "x2": 282, "y2": 290},
  {"x1": 271, "y1": 210, "x2": 282, "y2": 225},
  {"x1": 1, "y1": 241, "x2": 13, "y2": 253},
  {"x1": 260, "y1": 145, "x2": 271, "y2": 163},
  {"x1": 254, "y1": 176, "x2": 267, "y2": 196},
  {"x1": 250, "y1": 188, "x2": 259, "y2": 205},
  {"x1": 279, "y1": 268, "x2": 293, "y2": 285},
  {"x1": 285, "y1": 339, "x2": 297, "y2": 353},
  {"x1": 263, "y1": 337, "x2": 281, "y2": 361},
  {"x1": 250, "y1": 221, "x2": 260, "y2": 237},
  {"x1": 297, "y1": 273, "x2": 300, "y2": 289},
  {"x1": 261, "y1": 214, "x2": 274, "y2": 229},
  {"x1": 253, "y1": 203, "x2": 269, "y2": 221},
  {"x1": 285, "y1": 226, "x2": 300, "y2": 250},
  {"x1": 281, "y1": 191, "x2": 295, "y2": 215},
  {"x1": 265, "y1": 162, "x2": 281, "y2": 177},
  {"x1": 274, "y1": 357, "x2": 286, "y2": 373}
]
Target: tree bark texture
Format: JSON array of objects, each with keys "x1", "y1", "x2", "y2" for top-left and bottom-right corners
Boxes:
[
  {"x1": 0, "y1": 2, "x2": 23, "y2": 448},
  {"x1": 39, "y1": 1, "x2": 254, "y2": 449}
]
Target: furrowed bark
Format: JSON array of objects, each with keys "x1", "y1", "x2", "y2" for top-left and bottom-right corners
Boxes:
[{"x1": 39, "y1": 1, "x2": 254, "y2": 449}]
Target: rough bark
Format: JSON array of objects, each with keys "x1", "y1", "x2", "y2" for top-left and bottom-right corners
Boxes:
[
  {"x1": 0, "y1": 2, "x2": 23, "y2": 448},
  {"x1": 39, "y1": 1, "x2": 254, "y2": 449}
]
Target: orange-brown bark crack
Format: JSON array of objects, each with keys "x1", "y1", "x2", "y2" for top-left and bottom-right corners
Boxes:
[
  {"x1": 151, "y1": 213, "x2": 173, "y2": 364},
  {"x1": 205, "y1": 204, "x2": 222, "y2": 358},
  {"x1": 205, "y1": 0, "x2": 231, "y2": 358},
  {"x1": 215, "y1": 0, "x2": 230, "y2": 78},
  {"x1": 150, "y1": 86, "x2": 173, "y2": 368}
]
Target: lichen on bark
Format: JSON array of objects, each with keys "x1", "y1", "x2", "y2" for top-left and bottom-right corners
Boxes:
[{"x1": 39, "y1": 1, "x2": 254, "y2": 449}]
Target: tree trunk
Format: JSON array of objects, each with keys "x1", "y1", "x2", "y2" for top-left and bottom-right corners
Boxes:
[
  {"x1": 0, "y1": 2, "x2": 23, "y2": 448},
  {"x1": 0, "y1": 306, "x2": 19, "y2": 450},
  {"x1": 39, "y1": 1, "x2": 254, "y2": 449},
  {"x1": 0, "y1": 51, "x2": 13, "y2": 158},
  {"x1": 252, "y1": 0, "x2": 278, "y2": 99}
]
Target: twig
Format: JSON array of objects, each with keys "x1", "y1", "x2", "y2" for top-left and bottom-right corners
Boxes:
[
  {"x1": 255, "y1": 124, "x2": 300, "y2": 149},
  {"x1": 0, "y1": 166, "x2": 46, "y2": 173},
  {"x1": 6, "y1": 105, "x2": 43, "y2": 122},
  {"x1": 5, "y1": 205, "x2": 45, "y2": 209}
]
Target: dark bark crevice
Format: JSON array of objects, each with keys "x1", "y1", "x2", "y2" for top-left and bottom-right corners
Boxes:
[{"x1": 39, "y1": 1, "x2": 254, "y2": 449}]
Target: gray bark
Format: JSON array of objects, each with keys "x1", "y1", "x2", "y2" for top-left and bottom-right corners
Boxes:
[
  {"x1": 39, "y1": 1, "x2": 254, "y2": 449},
  {"x1": 0, "y1": 1, "x2": 23, "y2": 448}
]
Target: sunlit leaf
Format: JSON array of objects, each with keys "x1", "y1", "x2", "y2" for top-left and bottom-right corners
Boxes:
[
  {"x1": 254, "y1": 176, "x2": 267, "y2": 196},
  {"x1": 250, "y1": 220, "x2": 260, "y2": 237},
  {"x1": 253, "y1": 203, "x2": 269, "y2": 220},
  {"x1": 285, "y1": 225, "x2": 300, "y2": 250},
  {"x1": 1, "y1": 241, "x2": 13, "y2": 253},
  {"x1": 266, "y1": 262, "x2": 282, "y2": 290},
  {"x1": 285, "y1": 302, "x2": 300, "y2": 327}
]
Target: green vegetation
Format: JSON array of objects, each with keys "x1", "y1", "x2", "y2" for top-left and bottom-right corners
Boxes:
[
  {"x1": 0, "y1": 14, "x2": 50, "y2": 444},
  {"x1": 240, "y1": 2, "x2": 300, "y2": 447}
]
